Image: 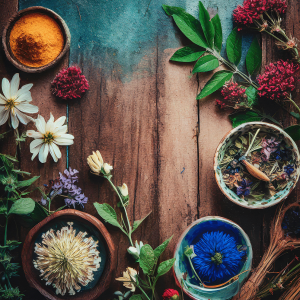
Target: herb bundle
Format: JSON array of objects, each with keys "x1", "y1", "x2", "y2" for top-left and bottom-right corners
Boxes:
[{"x1": 220, "y1": 129, "x2": 297, "y2": 203}]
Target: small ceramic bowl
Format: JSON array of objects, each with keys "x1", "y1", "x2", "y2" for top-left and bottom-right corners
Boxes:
[
  {"x1": 173, "y1": 216, "x2": 252, "y2": 300},
  {"x1": 214, "y1": 122, "x2": 300, "y2": 209},
  {"x1": 2, "y1": 6, "x2": 71, "y2": 73},
  {"x1": 22, "y1": 209, "x2": 115, "y2": 300}
]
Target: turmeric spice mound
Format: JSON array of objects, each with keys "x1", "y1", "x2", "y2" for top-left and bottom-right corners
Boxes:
[{"x1": 9, "y1": 12, "x2": 64, "y2": 68}]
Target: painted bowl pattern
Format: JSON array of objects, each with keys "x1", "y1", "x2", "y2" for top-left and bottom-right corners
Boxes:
[
  {"x1": 173, "y1": 217, "x2": 252, "y2": 300},
  {"x1": 214, "y1": 122, "x2": 300, "y2": 209}
]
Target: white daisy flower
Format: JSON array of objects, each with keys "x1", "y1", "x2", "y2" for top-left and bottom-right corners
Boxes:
[
  {"x1": 27, "y1": 113, "x2": 74, "y2": 163},
  {"x1": 0, "y1": 73, "x2": 38, "y2": 129}
]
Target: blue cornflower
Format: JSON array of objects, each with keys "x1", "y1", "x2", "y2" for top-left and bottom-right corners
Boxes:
[
  {"x1": 192, "y1": 231, "x2": 245, "y2": 283},
  {"x1": 284, "y1": 165, "x2": 294, "y2": 177},
  {"x1": 236, "y1": 179, "x2": 252, "y2": 197}
]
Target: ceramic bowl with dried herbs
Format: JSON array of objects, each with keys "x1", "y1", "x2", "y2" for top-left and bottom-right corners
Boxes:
[{"x1": 214, "y1": 122, "x2": 300, "y2": 209}]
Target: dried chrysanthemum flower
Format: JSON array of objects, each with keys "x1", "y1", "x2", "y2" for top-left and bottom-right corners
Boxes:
[
  {"x1": 87, "y1": 150, "x2": 113, "y2": 176},
  {"x1": 33, "y1": 222, "x2": 101, "y2": 296},
  {"x1": 115, "y1": 267, "x2": 138, "y2": 292},
  {"x1": 257, "y1": 60, "x2": 299, "y2": 100},
  {"x1": 51, "y1": 66, "x2": 89, "y2": 100}
]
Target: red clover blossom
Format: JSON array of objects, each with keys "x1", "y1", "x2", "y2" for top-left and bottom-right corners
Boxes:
[
  {"x1": 162, "y1": 289, "x2": 180, "y2": 300},
  {"x1": 51, "y1": 66, "x2": 89, "y2": 100},
  {"x1": 257, "y1": 60, "x2": 299, "y2": 100}
]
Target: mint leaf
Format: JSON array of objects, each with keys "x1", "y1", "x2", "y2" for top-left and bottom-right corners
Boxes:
[
  {"x1": 246, "y1": 86, "x2": 258, "y2": 107},
  {"x1": 226, "y1": 27, "x2": 242, "y2": 65},
  {"x1": 285, "y1": 125, "x2": 300, "y2": 141},
  {"x1": 139, "y1": 244, "x2": 156, "y2": 275},
  {"x1": 198, "y1": 1, "x2": 215, "y2": 48},
  {"x1": 15, "y1": 176, "x2": 39, "y2": 188},
  {"x1": 246, "y1": 38, "x2": 262, "y2": 75},
  {"x1": 229, "y1": 110, "x2": 261, "y2": 128},
  {"x1": 154, "y1": 235, "x2": 173, "y2": 258},
  {"x1": 8, "y1": 198, "x2": 35, "y2": 215},
  {"x1": 156, "y1": 258, "x2": 176, "y2": 278},
  {"x1": 162, "y1": 5, "x2": 208, "y2": 48},
  {"x1": 192, "y1": 55, "x2": 219, "y2": 73},
  {"x1": 94, "y1": 203, "x2": 122, "y2": 229},
  {"x1": 211, "y1": 13, "x2": 222, "y2": 52},
  {"x1": 132, "y1": 211, "x2": 152, "y2": 233},
  {"x1": 170, "y1": 45, "x2": 205, "y2": 62},
  {"x1": 197, "y1": 70, "x2": 233, "y2": 99}
]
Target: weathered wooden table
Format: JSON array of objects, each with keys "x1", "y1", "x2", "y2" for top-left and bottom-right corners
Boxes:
[{"x1": 1, "y1": 0, "x2": 300, "y2": 299}]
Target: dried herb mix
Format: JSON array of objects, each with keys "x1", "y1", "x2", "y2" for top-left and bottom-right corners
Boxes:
[{"x1": 220, "y1": 129, "x2": 297, "y2": 203}]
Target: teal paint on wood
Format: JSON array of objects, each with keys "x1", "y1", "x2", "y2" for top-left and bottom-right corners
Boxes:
[{"x1": 19, "y1": 0, "x2": 251, "y2": 80}]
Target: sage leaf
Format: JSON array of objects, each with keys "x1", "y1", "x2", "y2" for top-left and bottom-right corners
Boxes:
[
  {"x1": 196, "y1": 70, "x2": 233, "y2": 100},
  {"x1": 285, "y1": 125, "x2": 300, "y2": 141},
  {"x1": 154, "y1": 235, "x2": 173, "y2": 258},
  {"x1": 246, "y1": 38, "x2": 262, "y2": 75},
  {"x1": 15, "y1": 176, "x2": 39, "y2": 188},
  {"x1": 192, "y1": 55, "x2": 219, "y2": 73},
  {"x1": 198, "y1": 1, "x2": 215, "y2": 48},
  {"x1": 229, "y1": 110, "x2": 261, "y2": 128},
  {"x1": 139, "y1": 244, "x2": 156, "y2": 275},
  {"x1": 211, "y1": 13, "x2": 222, "y2": 52},
  {"x1": 94, "y1": 203, "x2": 122, "y2": 229},
  {"x1": 162, "y1": 5, "x2": 208, "y2": 48},
  {"x1": 132, "y1": 211, "x2": 152, "y2": 233},
  {"x1": 8, "y1": 198, "x2": 35, "y2": 215},
  {"x1": 226, "y1": 27, "x2": 242, "y2": 65},
  {"x1": 156, "y1": 258, "x2": 176, "y2": 278},
  {"x1": 170, "y1": 45, "x2": 205, "y2": 62},
  {"x1": 246, "y1": 86, "x2": 258, "y2": 107}
]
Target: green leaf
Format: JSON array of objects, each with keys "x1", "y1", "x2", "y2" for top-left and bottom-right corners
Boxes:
[
  {"x1": 192, "y1": 55, "x2": 219, "y2": 73},
  {"x1": 211, "y1": 13, "x2": 222, "y2": 52},
  {"x1": 162, "y1": 5, "x2": 208, "y2": 48},
  {"x1": 198, "y1": 1, "x2": 215, "y2": 48},
  {"x1": 0, "y1": 154, "x2": 18, "y2": 162},
  {"x1": 8, "y1": 198, "x2": 35, "y2": 215},
  {"x1": 154, "y1": 235, "x2": 173, "y2": 258},
  {"x1": 94, "y1": 203, "x2": 122, "y2": 229},
  {"x1": 246, "y1": 38, "x2": 262, "y2": 75},
  {"x1": 17, "y1": 202, "x2": 48, "y2": 228},
  {"x1": 226, "y1": 27, "x2": 242, "y2": 65},
  {"x1": 15, "y1": 176, "x2": 39, "y2": 188},
  {"x1": 129, "y1": 295, "x2": 143, "y2": 300},
  {"x1": 290, "y1": 112, "x2": 300, "y2": 120},
  {"x1": 170, "y1": 45, "x2": 205, "y2": 62},
  {"x1": 139, "y1": 244, "x2": 156, "y2": 275},
  {"x1": 229, "y1": 111, "x2": 261, "y2": 128},
  {"x1": 285, "y1": 125, "x2": 300, "y2": 141},
  {"x1": 246, "y1": 86, "x2": 258, "y2": 107},
  {"x1": 132, "y1": 211, "x2": 152, "y2": 233},
  {"x1": 156, "y1": 258, "x2": 176, "y2": 278},
  {"x1": 196, "y1": 70, "x2": 233, "y2": 99}
]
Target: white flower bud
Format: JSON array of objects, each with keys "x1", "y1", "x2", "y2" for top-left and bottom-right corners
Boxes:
[
  {"x1": 103, "y1": 162, "x2": 113, "y2": 174},
  {"x1": 120, "y1": 183, "x2": 128, "y2": 197},
  {"x1": 127, "y1": 246, "x2": 139, "y2": 260}
]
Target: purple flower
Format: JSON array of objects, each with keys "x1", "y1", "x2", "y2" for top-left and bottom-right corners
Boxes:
[
  {"x1": 236, "y1": 179, "x2": 252, "y2": 197},
  {"x1": 261, "y1": 137, "x2": 280, "y2": 161},
  {"x1": 40, "y1": 197, "x2": 48, "y2": 206},
  {"x1": 284, "y1": 165, "x2": 294, "y2": 177}
]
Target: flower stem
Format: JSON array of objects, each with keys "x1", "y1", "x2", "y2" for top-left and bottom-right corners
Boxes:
[
  {"x1": 187, "y1": 256, "x2": 203, "y2": 286},
  {"x1": 107, "y1": 177, "x2": 134, "y2": 246},
  {"x1": 138, "y1": 284, "x2": 152, "y2": 300},
  {"x1": 287, "y1": 96, "x2": 300, "y2": 115}
]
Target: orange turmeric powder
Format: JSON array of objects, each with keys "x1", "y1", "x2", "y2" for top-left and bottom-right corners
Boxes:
[{"x1": 9, "y1": 12, "x2": 64, "y2": 68}]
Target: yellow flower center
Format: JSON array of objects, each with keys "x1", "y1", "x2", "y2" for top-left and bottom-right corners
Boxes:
[
  {"x1": 43, "y1": 132, "x2": 54, "y2": 144},
  {"x1": 5, "y1": 99, "x2": 16, "y2": 110}
]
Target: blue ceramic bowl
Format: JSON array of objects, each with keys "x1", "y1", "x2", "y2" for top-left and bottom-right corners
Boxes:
[{"x1": 173, "y1": 217, "x2": 252, "y2": 300}]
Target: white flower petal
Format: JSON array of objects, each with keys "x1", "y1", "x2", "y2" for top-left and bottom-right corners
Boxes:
[
  {"x1": 49, "y1": 144, "x2": 59, "y2": 162},
  {"x1": 31, "y1": 145, "x2": 42, "y2": 161},
  {"x1": 51, "y1": 143, "x2": 62, "y2": 159},
  {"x1": 2, "y1": 78, "x2": 10, "y2": 99},
  {"x1": 46, "y1": 113, "x2": 55, "y2": 132},
  {"x1": 27, "y1": 130, "x2": 43, "y2": 139},
  {"x1": 10, "y1": 73, "x2": 20, "y2": 98},
  {"x1": 53, "y1": 138, "x2": 74, "y2": 146},
  {"x1": 39, "y1": 143, "x2": 49, "y2": 163},
  {"x1": 56, "y1": 133, "x2": 74, "y2": 140},
  {"x1": 10, "y1": 112, "x2": 19, "y2": 129},
  {"x1": 53, "y1": 125, "x2": 68, "y2": 135},
  {"x1": 15, "y1": 109, "x2": 32, "y2": 125},
  {"x1": 54, "y1": 116, "x2": 66, "y2": 127},
  {"x1": 35, "y1": 115, "x2": 46, "y2": 134},
  {"x1": 0, "y1": 109, "x2": 9, "y2": 126},
  {"x1": 16, "y1": 103, "x2": 39, "y2": 114},
  {"x1": 30, "y1": 139, "x2": 44, "y2": 152},
  {"x1": 0, "y1": 95, "x2": 6, "y2": 104},
  {"x1": 16, "y1": 83, "x2": 33, "y2": 98},
  {"x1": 16, "y1": 91, "x2": 32, "y2": 103}
]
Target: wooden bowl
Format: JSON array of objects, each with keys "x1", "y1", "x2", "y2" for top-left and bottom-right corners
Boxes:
[
  {"x1": 2, "y1": 6, "x2": 71, "y2": 73},
  {"x1": 22, "y1": 209, "x2": 116, "y2": 300},
  {"x1": 214, "y1": 122, "x2": 300, "y2": 209}
]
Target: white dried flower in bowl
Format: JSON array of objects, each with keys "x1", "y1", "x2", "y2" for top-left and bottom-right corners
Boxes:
[{"x1": 33, "y1": 222, "x2": 101, "y2": 296}]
